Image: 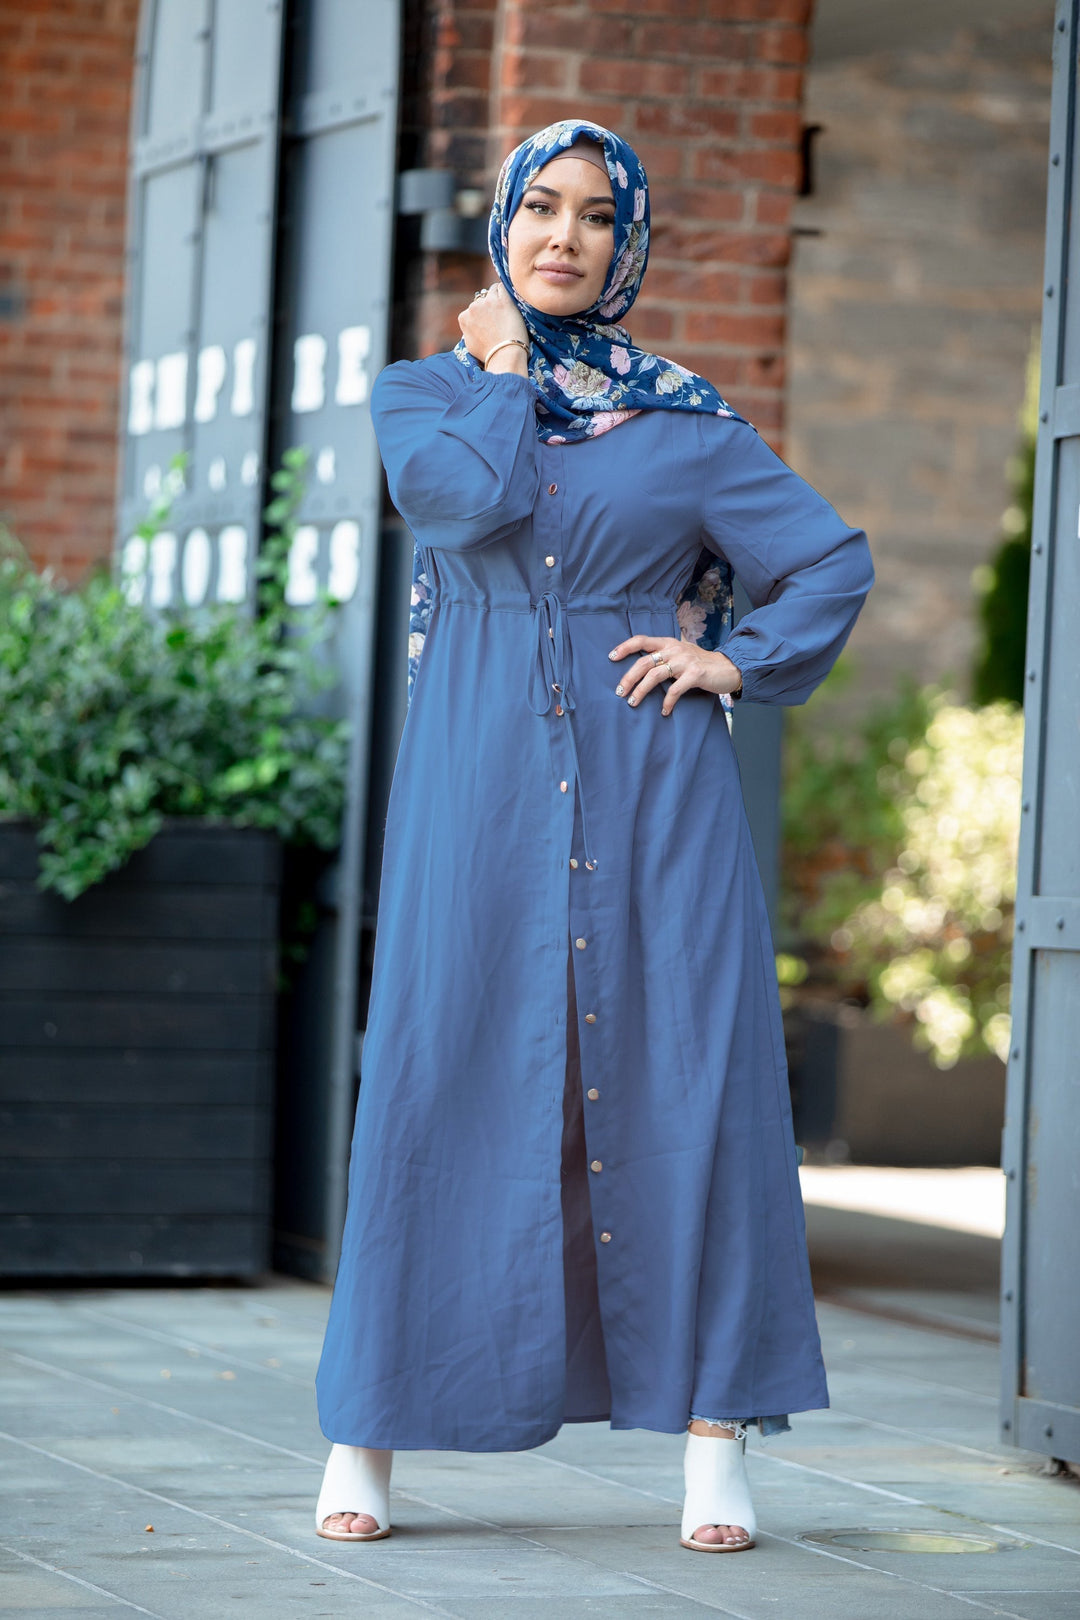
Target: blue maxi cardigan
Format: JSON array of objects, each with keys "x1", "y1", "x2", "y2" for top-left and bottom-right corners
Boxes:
[{"x1": 315, "y1": 351, "x2": 874, "y2": 1451}]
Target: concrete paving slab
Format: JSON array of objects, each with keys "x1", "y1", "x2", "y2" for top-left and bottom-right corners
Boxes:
[
  {"x1": 958, "y1": 1596, "x2": 1080, "y2": 1620},
  {"x1": 435, "y1": 1599, "x2": 729, "y2": 1617},
  {"x1": 3, "y1": 1276, "x2": 1079, "y2": 1619}
]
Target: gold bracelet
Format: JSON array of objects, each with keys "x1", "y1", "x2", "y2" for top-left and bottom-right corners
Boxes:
[{"x1": 483, "y1": 338, "x2": 530, "y2": 369}]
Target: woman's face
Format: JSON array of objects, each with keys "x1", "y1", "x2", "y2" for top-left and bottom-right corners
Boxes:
[{"x1": 505, "y1": 154, "x2": 615, "y2": 317}]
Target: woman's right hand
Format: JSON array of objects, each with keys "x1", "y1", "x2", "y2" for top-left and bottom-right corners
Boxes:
[{"x1": 458, "y1": 282, "x2": 530, "y2": 372}]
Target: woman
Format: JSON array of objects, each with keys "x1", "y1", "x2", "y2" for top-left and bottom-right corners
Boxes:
[{"x1": 314, "y1": 119, "x2": 873, "y2": 1555}]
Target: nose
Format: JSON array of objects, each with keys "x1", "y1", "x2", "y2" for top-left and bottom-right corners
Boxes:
[{"x1": 548, "y1": 211, "x2": 580, "y2": 253}]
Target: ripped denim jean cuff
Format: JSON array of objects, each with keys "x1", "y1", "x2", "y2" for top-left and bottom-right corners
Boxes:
[
  {"x1": 688, "y1": 1415, "x2": 750, "y2": 1441},
  {"x1": 688, "y1": 1414, "x2": 793, "y2": 1443}
]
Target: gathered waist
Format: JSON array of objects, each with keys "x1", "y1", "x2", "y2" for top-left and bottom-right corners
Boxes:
[{"x1": 435, "y1": 590, "x2": 678, "y2": 617}]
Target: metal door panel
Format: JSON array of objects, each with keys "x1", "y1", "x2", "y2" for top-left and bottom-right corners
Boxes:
[
  {"x1": 1021, "y1": 951, "x2": 1080, "y2": 1410},
  {"x1": 302, "y1": 0, "x2": 398, "y2": 99},
  {"x1": 269, "y1": 0, "x2": 399, "y2": 1279},
  {"x1": 120, "y1": 0, "x2": 286, "y2": 609},
  {"x1": 1037, "y1": 436, "x2": 1080, "y2": 895},
  {"x1": 208, "y1": 0, "x2": 282, "y2": 116},
  {"x1": 1000, "y1": 0, "x2": 1080, "y2": 1466},
  {"x1": 189, "y1": 141, "x2": 274, "y2": 507},
  {"x1": 123, "y1": 162, "x2": 201, "y2": 511},
  {"x1": 142, "y1": 0, "x2": 210, "y2": 140}
]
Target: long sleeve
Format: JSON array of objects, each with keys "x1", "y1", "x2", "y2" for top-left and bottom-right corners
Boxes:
[
  {"x1": 370, "y1": 356, "x2": 540, "y2": 551},
  {"x1": 699, "y1": 417, "x2": 874, "y2": 705}
]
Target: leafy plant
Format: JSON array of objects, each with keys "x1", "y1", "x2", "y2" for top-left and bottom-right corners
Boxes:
[
  {"x1": 0, "y1": 448, "x2": 349, "y2": 899},
  {"x1": 780, "y1": 658, "x2": 937, "y2": 952},
  {"x1": 972, "y1": 333, "x2": 1037, "y2": 705},
  {"x1": 781, "y1": 669, "x2": 1022, "y2": 1069},
  {"x1": 837, "y1": 695, "x2": 1022, "y2": 1067}
]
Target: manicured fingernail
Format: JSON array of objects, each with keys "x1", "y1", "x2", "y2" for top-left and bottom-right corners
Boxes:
[
  {"x1": 628, "y1": 695, "x2": 637, "y2": 705},
  {"x1": 615, "y1": 685, "x2": 623, "y2": 696},
  {"x1": 608, "y1": 650, "x2": 617, "y2": 660}
]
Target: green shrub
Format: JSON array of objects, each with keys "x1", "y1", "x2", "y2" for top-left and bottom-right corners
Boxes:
[
  {"x1": 0, "y1": 449, "x2": 348, "y2": 899},
  {"x1": 836, "y1": 695, "x2": 1022, "y2": 1067},
  {"x1": 972, "y1": 334, "x2": 1037, "y2": 706},
  {"x1": 780, "y1": 660, "x2": 936, "y2": 952},
  {"x1": 781, "y1": 666, "x2": 1022, "y2": 1068}
]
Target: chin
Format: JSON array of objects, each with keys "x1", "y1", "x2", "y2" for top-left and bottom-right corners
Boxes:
[{"x1": 527, "y1": 284, "x2": 594, "y2": 318}]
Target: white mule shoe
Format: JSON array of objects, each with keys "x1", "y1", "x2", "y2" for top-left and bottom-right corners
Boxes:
[
  {"x1": 315, "y1": 1443, "x2": 393, "y2": 1541},
  {"x1": 680, "y1": 1429, "x2": 757, "y2": 1553}
]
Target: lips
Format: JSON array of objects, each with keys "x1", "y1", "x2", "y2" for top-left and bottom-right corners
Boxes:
[{"x1": 535, "y1": 262, "x2": 583, "y2": 284}]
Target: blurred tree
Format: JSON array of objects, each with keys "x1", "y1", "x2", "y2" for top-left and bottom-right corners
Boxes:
[{"x1": 971, "y1": 334, "x2": 1038, "y2": 705}]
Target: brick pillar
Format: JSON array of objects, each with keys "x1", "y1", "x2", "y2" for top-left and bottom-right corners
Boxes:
[
  {"x1": 406, "y1": 0, "x2": 811, "y2": 450},
  {"x1": 399, "y1": 0, "x2": 500, "y2": 359},
  {"x1": 0, "y1": 0, "x2": 139, "y2": 576}
]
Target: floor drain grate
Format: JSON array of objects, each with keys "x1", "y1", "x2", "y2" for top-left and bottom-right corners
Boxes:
[{"x1": 799, "y1": 1528, "x2": 1020, "y2": 1554}]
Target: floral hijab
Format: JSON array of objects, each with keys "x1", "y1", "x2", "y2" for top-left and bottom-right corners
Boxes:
[
  {"x1": 409, "y1": 119, "x2": 747, "y2": 700},
  {"x1": 454, "y1": 118, "x2": 744, "y2": 442}
]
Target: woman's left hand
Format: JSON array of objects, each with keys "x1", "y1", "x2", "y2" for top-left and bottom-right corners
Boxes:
[{"x1": 608, "y1": 635, "x2": 743, "y2": 716}]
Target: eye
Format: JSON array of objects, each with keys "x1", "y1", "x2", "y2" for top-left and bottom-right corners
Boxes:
[
  {"x1": 524, "y1": 201, "x2": 554, "y2": 216},
  {"x1": 585, "y1": 212, "x2": 614, "y2": 227}
]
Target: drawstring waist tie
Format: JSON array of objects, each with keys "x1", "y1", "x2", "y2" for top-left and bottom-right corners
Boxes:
[{"x1": 434, "y1": 590, "x2": 679, "y2": 878}]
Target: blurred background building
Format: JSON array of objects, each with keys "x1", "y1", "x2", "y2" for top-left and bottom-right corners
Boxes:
[{"x1": 791, "y1": 0, "x2": 1054, "y2": 707}]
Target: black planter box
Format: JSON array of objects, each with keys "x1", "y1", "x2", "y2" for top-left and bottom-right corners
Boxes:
[
  {"x1": 785, "y1": 998, "x2": 1006, "y2": 1166},
  {"x1": 0, "y1": 822, "x2": 281, "y2": 1278}
]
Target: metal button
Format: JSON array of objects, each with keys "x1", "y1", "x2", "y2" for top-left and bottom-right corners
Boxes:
[
  {"x1": 575, "y1": 937, "x2": 587, "y2": 950},
  {"x1": 559, "y1": 780, "x2": 568, "y2": 793},
  {"x1": 545, "y1": 554, "x2": 555, "y2": 567},
  {"x1": 548, "y1": 482, "x2": 558, "y2": 495},
  {"x1": 599, "y1": 1231, "x2": 611, "y2": 1243},
  {"x1": 590, "y1": 1159, "x2": 602, "y2": 1173},
  {"x1": 584, "y1": 1013, "x2": 596, "y2": 1024},
  {"x1": 587, "y1": 1088, "x2": 600, "y2": 1100},
  {"x1": 569, "y1": 858, "x2": 578, "y2": 869}
]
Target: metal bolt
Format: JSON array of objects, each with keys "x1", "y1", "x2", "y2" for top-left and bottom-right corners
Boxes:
[
  {"x1": 1004, "y1": 1290, "x2": 1013, "y2": 1302},
  {"x1": 1033, "y1": 543, "x2": 1043, "y2": 554},
  {"x1": 1028, "y1": 669, "x2": 1037, "y2": 681},
  {"x1": 1022, "y1": 800, "x2": 1031, "y2": 812},
  {"x1": 1046, "y1": 286, "x2": 1055, "y2": 297},
  {"x1": 1007, "y1": 1169, "x2": 1017, "y2": 1180},
  {"x1": 1052, "y1": 153, "x2": 1061, "y2": 165},
  {"x1": 1045, "y1": 1425, "x2": 1054, "y2": 1438},
  {"x1": 1040, "y1": 410, "x2": 1049, "y2": 421},
  {"x1": 1003, "y1": 1419, "x2": 1011, "y2": 1430},
  {"x1": 1057, "y1": 917, "x2": 1065, "y2": 929},
  {"x1": 1017, "y1": 919, "x2": 1025, "y2": 931},
  {"x1": 1011, "y1": 1048, "x2": 1020, "y2": 1060}
]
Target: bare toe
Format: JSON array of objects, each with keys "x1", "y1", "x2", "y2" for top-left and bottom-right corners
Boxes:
[
  {"x1": 693, "y1": 1522, "x2": 749, "y2": 1545},
  {"x1": 324, "y1": 1511, "x2": 379, "y2": 1534}
]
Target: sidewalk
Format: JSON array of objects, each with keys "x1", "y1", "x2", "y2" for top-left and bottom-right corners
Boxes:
[{"x1": 2, "y1": 1204, "x2": 1078, "y2": 1618}]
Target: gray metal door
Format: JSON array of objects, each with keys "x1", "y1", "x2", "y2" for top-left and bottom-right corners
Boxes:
[
  {"x1": 119, "y1": 0, "x2": 400, "y2": 1282},
  {"x1": 268, "y1": 0, "x2": 400, "y2": 1280},
  {"x1": 1000, "y1": 0, "x2": 1080, "y2": 1465},
  {"x1": 119, "y1": 0, "x2": 286, "y2": 603}
]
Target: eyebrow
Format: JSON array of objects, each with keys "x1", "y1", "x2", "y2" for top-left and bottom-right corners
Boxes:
[{"x1": 523, "y1": 183, "x2": 615, "y2": 207}]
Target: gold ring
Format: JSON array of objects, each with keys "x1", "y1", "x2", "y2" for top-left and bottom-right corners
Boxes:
[{"x1": 662, "y1": 662, "x2": 674, "y2": 678}]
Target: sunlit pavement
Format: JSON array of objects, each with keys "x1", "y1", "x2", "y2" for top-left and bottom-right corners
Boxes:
[{"x1": 2, "y1": 1181, "x2": 1078, "y2": 1619}]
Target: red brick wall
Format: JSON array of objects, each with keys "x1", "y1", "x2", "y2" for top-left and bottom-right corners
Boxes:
[
  {"x1": 407, "y1": 0, "x2": 812, "y2": 447},
  {"x1": 0, "y1": 0, "x2": 138, "y2": 577}
]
